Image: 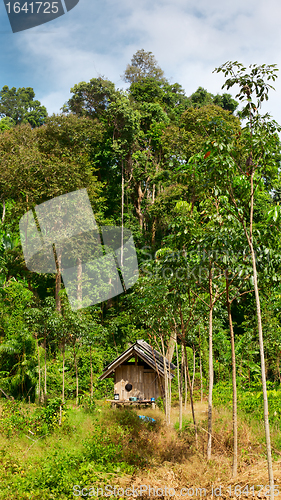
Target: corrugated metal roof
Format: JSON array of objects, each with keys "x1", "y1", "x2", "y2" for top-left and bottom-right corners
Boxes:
[{"x1": 99, "y1": 339, "x2": 176, "y2": 381}]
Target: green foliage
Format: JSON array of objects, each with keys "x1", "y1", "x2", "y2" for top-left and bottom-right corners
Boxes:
[
  {"x1": 214, "y1": 62, "x2": 278, "y2": 111},
  {"x1": 213, "y1": 380, "x2": 281, "y2": 426},
  {"x1": 174, "y1": 417, "x2": 193, "y2": 432},
  {"x1": 129, "y1": 78, "x2": 191, "y2": 123},
  {"x1": 39, "y1": 397, "x2": 67, "y2": 431},
  {"x1": 83, "y1": 424, "x2": 123, "y2": 465},
  {"x1": 0, "y1": 397, "x2": 68, "y2": 438},
  {"x1": 189, "y1": 86, "x2": 239, "y2": 113},
  {"x1": 80, "y1": 393, "x2": 96, "y2": 413},
  {"x1": 0, "y1": 116, "x2": 15, "y2": 131},
  {"x1": 0, "y1": 279, "x2": 37, "y2": 399},
  {"x1": 0, "y1": 86, "x2": 47, "y2": 127},
  {"x1": 65, "y1": 77, "x2": 117, "y2": 119},
  {"x1": 0, "y1": 58, "x2": 281, "y2": 452},
  {"x1": 123, "y1": 49, "x2": 165, "y2": 83},
  {"x1": 0, "y1": 405, "x2": 162, "y2": 499},
  {"x1": 213, "y1": 92, "x2": 239, "y2": 113},
  {"x1": 0, "y1": 399, "x2": 36, "y2": 437}
]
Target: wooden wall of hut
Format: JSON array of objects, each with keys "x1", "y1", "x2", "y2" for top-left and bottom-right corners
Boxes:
[{"x1": 114, "y1": 364, "x2": 160, "y2": 400}]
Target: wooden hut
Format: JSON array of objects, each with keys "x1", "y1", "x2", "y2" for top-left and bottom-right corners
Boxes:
[{"x1": 99, "y1": 339, "x2": 176, "y2": 403}]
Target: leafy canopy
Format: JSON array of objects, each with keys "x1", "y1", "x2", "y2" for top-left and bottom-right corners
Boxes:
[
  {"x1": 0, "y1": 86, "x2": 47, "y2": 127},
  {"x1": 123, "y1": 49, "x2": 165, "y2": 83}
]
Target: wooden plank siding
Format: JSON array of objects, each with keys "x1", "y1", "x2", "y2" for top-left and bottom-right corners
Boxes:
[{"x1": 114, "y1": 364, "x2": 160, "y2": 400}]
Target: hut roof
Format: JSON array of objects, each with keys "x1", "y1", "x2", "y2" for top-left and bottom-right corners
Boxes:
[{"x1": 99, "y1": 339, "x2": 176, "y2": 381}]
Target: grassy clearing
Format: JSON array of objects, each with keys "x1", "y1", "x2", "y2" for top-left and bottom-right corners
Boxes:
[{"x1": 0, "y1": 399, "x2": 281, "y2": 499}]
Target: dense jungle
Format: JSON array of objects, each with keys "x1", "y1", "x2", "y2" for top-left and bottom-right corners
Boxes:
[{"x1": 1, "y1": 52, "x2": 281, "y2": 499}]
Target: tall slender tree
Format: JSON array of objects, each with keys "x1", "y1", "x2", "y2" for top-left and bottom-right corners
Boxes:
[{"x1": 188, "y1": 62, "x2": 281, "y2": 497}]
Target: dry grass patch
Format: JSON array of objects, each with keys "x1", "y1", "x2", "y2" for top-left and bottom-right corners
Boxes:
[{"x1": 108, "y1": 403, "x2": 281, "y2": 500}]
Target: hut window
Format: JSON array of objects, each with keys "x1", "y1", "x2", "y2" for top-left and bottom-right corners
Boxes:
[{"x1": 125, "y1": 383, "x2": 132, "y2": 392}]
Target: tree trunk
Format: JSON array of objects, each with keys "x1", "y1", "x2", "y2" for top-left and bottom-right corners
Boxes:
[
  {"x1": 276, "y1": 354, "x2": 281, "y2": 384},
  {"x1": 44, "y1": 329, "x2": 47, "y2": 404},
  {"x1": 62, "y1": 340, "x2": 65, "y2": 404},
  {"x1": 184, "y1": 350, "x2": 188, "y2": 410},
  {"x1": 199, "y1": 326, "x2": 203, "y2": 403},
  {"x1": 226, "y1": 270, "x2": 238, "y2": 478},
  {"x1": 175, "y1": 342, "x2": 183, "y2": 430},
  {"x1": 240, "y1": 169, "x2": 274, "y2": 497},
  {"x1": 181, "y1": 348, "x2": 184, "y2": 417},
  {"x1": 151, "y1": 183, "x2": 156, "y2": 245},
  {"x1": 35, "y1": 333, "x2": 41, "y2": 405},
  {"x1": 73, "y1": 342, "x2": 79, "y2": 406},
  {"x1": 1, "y1": 199, "x2": 5, "y2": 224},
  {"x1": 0, "y1": 387, "x2": 11, "y2": 399},
  {"x1": 249, "y1": 237, "x2": 274, "y2": 495},
  {"x1": 183, "y1": 343, "x2": 198, "y2": 447},
  {"x1": 161, "y1": 335, "x2": 170, "y2": 424},
  {"x1": 151, "y1": 219, "x2": 156, "y2": 247},
  {"x1": 166, "y1": 331, "x2": 176, "y2": 362},
  {"x1": 134, "y1": 183, "x2": 144, "y2": 230},
  {"x1": 169, "y1": 354, "x2": 172, "y2": 421},
  {"x1": 191, "y1": 346, "x2": 196, "y2": 396},
  {"x1": 149, "y1": 336, "x2": 166, "y2": 411},
  {"x1": 207, "y1": 266, "x2": 214, "y2": 460},
  {"x1": 77, "y1": 257, "x2": 82, "y2": 309},
  {"x1": 121, "y1": 158, "x2": 124, "y2": 268},
  {"x1": 90, "y1": 345, "x2": 93, "y2": 402},
  {"x1": 53, "y1": 245, "x2": 61, "y2": 313}
]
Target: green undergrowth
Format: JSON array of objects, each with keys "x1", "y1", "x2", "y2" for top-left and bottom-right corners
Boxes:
[
  {"x1": 0, "y1": 397, "x2": 69, "y2": 438},
  {"x1": 213, "y1": 380, "x2": 281, "y2": 455},
  {"x1": 213, "y1": 380, "x2": 281, "y2": 424},
  {"x1": 0, "y1": 402, "x2": 166, "y2": 499},
  {"x1": 1, "y1": 392, "x2": 281, "y2": 500}
]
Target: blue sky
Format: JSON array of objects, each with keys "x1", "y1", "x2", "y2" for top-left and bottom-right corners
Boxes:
[{"x1": 1, "y1": 0, "x2": 281, "y2": 122}]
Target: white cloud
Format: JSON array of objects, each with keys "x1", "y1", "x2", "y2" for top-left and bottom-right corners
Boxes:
[{"x1": 5, "y1": 0, "x2": 281, "y2": 122}]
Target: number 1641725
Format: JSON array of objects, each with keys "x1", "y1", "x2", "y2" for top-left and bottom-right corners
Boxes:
[
  {"x1": 226, "y1": 485, "x2": 280, "y2": 497},
  {"x1": 5, "y1": 2, "x2": 59, "y2": 14}
]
